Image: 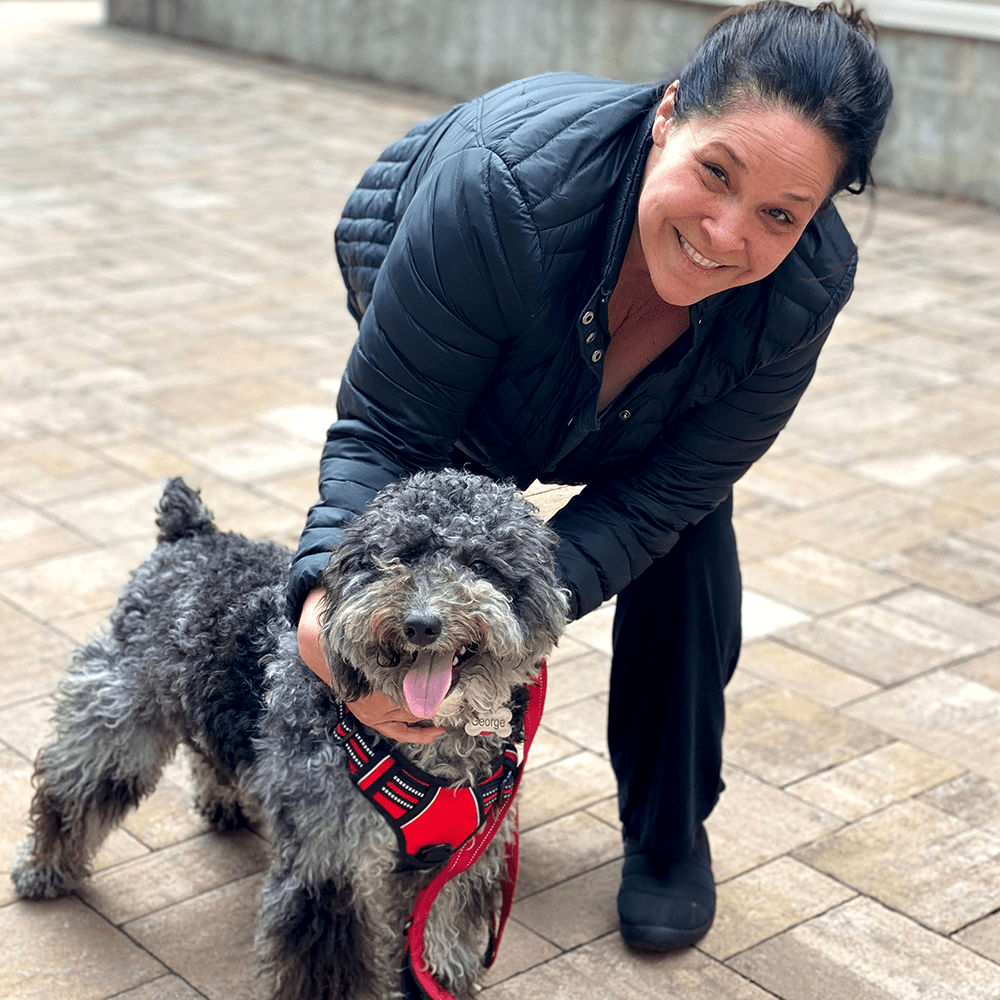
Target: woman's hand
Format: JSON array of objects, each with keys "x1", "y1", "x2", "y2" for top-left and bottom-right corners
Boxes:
[{"x1": 296, "y1": 587, "x2": 446, "y2": 745}]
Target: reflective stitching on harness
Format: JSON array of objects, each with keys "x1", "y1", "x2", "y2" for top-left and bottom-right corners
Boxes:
[{"x1": 333, "y1": 700, "x2": 519, "y2": 870}]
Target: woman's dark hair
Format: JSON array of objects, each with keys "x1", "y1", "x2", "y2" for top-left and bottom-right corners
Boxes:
[{"x1": 673, "y1": 0, "x2": 893, "y2": 197}]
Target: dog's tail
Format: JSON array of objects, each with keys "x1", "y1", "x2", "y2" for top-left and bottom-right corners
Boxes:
[{"x1": 155, "y1": 478, "x2": 217, "y2": 544}]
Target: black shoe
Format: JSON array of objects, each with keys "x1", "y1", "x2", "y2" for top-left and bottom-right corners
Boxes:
[{"x1": 617, "y1": 824, "x2": 716, "y2": 951}]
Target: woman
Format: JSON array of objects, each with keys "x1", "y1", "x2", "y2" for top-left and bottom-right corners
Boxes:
[{"x1": 294, "y1": 0, "x2": 893, "y2": 951}]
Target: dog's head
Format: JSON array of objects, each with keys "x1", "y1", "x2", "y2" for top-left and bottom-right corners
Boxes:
[{"x1": 319, "y1": 469, "x2": 568, "y2": 733}]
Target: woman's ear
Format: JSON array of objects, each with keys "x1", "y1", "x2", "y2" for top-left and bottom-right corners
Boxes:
[{"x1": 652, "y1": 80, "x2": 680, "y2": 147}]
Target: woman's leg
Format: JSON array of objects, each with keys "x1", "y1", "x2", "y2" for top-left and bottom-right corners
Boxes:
[{"x1": 608, "y1": 491, "x2": 742, "y2": 858}]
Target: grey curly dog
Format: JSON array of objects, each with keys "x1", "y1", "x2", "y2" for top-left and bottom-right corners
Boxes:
[{"x1": 11, "y1": 469, "x2": 568, "y2": 999}]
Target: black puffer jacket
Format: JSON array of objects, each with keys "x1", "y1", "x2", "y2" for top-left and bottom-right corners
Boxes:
[{"x1": 290, "y1": 73, "x2": 856, "y2": 622}]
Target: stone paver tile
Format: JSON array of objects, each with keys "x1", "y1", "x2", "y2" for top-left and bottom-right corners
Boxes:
[
  {"x1": 882, "y1": 586, "x2": 1000, "y2": 644},
  {"x1": 845, "y1": 672, "x2": 1000, "y2": 784},
  {"x1": 0, "y1": 539, "x2": 151, "y2": 620},
  {"x1": 922, "y1": 461, "x2": 1000, "y2": 515},
  {"x1": 542, "y1": 650, "x2": 612, "y2": 711},
  {"x1": 521, "y1": 725, "x2": 579, "y2": 771},
  {"x1": 121, "y1": 778, "x2": 214, "y2": 851},
  {"x1": 849, "y1": 449, "x2": 970, "y2": 489},
  {"x1": 561, "y1": 600, "x2": 614, "y2": 656},
  {"x1": 517, "y1": 810, "x2": 623, "y2": 900},
  {"x1": 953, "y1": 649, "x2": 1000, "y2": 692},
  {"x1": 113, "y1": 977, "x2": 209, "y2": 1000},
  {"x1": 781, "y1": 599, "x2": 990, "y2": 685},
  {"x1": 921, "y1": 771, "x2": 1000, "y2": 837},
  {"x1": 787, "y1": 385, "x2": 922, "y2": 441},
  {"x1": 254, "y1": 402, "x2": 333, "y2": 445},
  {"x1": 170, "y1": 422, "x2": 318, "y2": 482},
  {"x1": 796, "y1": 799, "x2": 1000, "y2": 934},
  {"x1": 787, "y1": 742, "x2": 964, "y2": 821},
  {"x1": 584, "y1": 795, "x2": 623, "y2": 831},
  {"x1": 955, "y1": 911, "x2": 1000, "y2": 966},
  {"x1": 252, "y1": 470, "x2": 321, "y2": 512},
  {"x1": 80, "y1": 829, "x2": 271, "y2": 925},
  {"x1": 0, "y1": 696, "x2": 55, "y2": 761},
  {"x1": 741, "y1": 545, "x2": 902, "y2": 615},
  {"x1": 513, "y1": 859, "x2": 620, "y2": 950},
  {"x1": 729, "y1": 896, "x2": 1000, "y2": 1000},
  {"x1": 518, "y1": 751, "x2": 617, "y2": 830},
  {"x1": 91, "y1": 437, "x2": 204, "y2": 481},
  {"x1": 523, "y1": 482, "x2": 583, "y2": 521},
  {"x1": 6, "y1": 461, "x2": 146, "y2": 509},
  {"x1": 741, "y1": 590, "x2": 810, "y2": 640},
  {"x1": 479, "y1": 918, "x2": 561, "y2": 988},
  {"x1": 705, "y1": 766, "x2": 842, "y2": 882},
  {"x1": 964, "y1": 514, "x2": 1000, "y2": 551},
  {"x1": 0, "y1": 623, "x2": 73, "y2": 705},
  {"x1": 723, "y1": 687, "x2": 891, "y2": 786},
  {"x1": 1, "y1": 895, "x2": 166, "y2": 1000},
  {"x1": 868, "y1": 332, "x2": 992, "y2": 373},
  {"x1": 42, "y1": 482, "x2": 169, "y2": 546},
  {"x1": 732, "y1": 515, "x2": 798, "y2": 561},
  {"x1": 737, "y1": 640, "x2": 879, "y2": 707},
  {"x1": 872, "y1": 533, "x2": 1000, "y2": 603},
  {"x1": 0, "y1": 495, "x2": 91, "y2": 568},
  {"x1": 739, "y1": 455, "x2": 869, "y2": 509},
  {"x1": 544, "y1": 632, "x2": 594, "y2": 666},
  {"x1": 1, "y1": 748, "x2": 41, "y2": 907},
  {"x1": 542, "y1": 696, "x2": 608, "y2": 757},
  {"x1": 769, "y1": 487, "x2": 979, "y2": 561},
  {"x1": 699, "y1": 856, "x2": 856, "y2": 961},
  {"x1": 484, "y1": 931, "x2": 773, "y2": 999},
  {"x1": 123, "y1": 873, "x2": 265, "y2": 1000}
]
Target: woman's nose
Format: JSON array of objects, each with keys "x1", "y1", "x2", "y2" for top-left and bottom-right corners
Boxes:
[{"x1": 702, "y1": 205, "x2": 747, "y2": 253}]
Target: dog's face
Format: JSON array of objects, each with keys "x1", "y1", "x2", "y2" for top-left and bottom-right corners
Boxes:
[{"x1": 319, "y1": 470, "x2": 568, "y2": 732}]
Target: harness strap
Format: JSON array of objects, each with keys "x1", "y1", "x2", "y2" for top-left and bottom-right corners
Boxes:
[
  {"x1": 335, "y1": 699, "x2": 520, "y2": 870},
  {"x1": 405, "y1": 662, "x2": 547, "y2": 1000}
]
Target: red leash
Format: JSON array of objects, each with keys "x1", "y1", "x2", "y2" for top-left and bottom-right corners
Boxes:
[{"x1": 405, "y1": 662, "x2": 547, "y2": 999}]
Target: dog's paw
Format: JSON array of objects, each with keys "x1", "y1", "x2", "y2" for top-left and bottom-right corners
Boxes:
[{"x1": 9, "y1": 840, "x2": 75, "y2": 900}]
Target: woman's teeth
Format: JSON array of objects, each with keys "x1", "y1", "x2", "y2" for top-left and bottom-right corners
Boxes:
[{"x1": 679, "y1": 233, "x2": 723, "y2": 269}]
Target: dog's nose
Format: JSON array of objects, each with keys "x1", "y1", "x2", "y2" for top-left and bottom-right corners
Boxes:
[{"x1": 403, "y1": 612, "x2": 443, "y2": 646}]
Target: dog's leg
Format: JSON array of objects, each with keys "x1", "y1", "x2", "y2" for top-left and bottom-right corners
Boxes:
[
  {"x1": 187, "y1": 749, "x2": 260, "y2": 832},
  {"x1": 256, "y1": 856, "x2": 371, "y2": 1000},
  {"x1": 11, "y1": 634, "x2": 179, "y2": 899},
  {"x1": 422, "y1": 830, "x2": 510, "y2": 998}
]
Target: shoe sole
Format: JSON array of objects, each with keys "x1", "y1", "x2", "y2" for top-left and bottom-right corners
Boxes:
[{"x1": 619, "y1": 917, "x2": 713, "y2": 952}]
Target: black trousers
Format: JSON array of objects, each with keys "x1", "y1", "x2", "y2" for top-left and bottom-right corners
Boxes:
[{"x1": 608, "y1": 492, "x2": 742, "y2": 858}]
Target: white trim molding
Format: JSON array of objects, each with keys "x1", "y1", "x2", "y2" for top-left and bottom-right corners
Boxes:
[{"x1": 695, "y1": 0, "x2": 1000, "y2": 44}]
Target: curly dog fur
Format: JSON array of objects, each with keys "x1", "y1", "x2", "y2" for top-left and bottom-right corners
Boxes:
[{"x1": 11, "y1": 469, "x2": 568, "y2": 999}]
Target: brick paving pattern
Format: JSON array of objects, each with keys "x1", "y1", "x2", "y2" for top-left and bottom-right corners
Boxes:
[{"x1": 3, "y1": 4, "x2": 1000, "y2": 998}]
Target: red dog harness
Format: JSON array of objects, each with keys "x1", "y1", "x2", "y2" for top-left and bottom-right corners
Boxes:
[
  {"x1": 333, "y1": 664, "x2": 547, "y2": 1000},
  {"x1": 334, "y1": 703, "x2": 521, "y2": 870}
]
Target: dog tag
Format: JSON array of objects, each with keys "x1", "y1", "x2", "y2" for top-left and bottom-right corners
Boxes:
[{"x1": 465, "y1": 707, "x2": 513, "y2": 738}]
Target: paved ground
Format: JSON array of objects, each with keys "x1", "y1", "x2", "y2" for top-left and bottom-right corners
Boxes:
[{"x1": 3, "y1": 3, "x2": 1000, "y2": 999}]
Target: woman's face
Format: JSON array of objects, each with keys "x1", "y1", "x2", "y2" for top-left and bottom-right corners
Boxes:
[{"x1": 636, "y1": 85, "x2": 843, "y2": 307}]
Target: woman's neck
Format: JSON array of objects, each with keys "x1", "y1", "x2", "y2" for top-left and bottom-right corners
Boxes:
[{"x1": 599, "y1": 224, "x2": 690, "y2": 411}]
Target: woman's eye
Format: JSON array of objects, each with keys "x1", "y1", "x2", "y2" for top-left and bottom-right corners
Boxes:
[
  {"x1": 704, "y1": 163, "x2": 727, "y2": 183},
  {"x1": 768, "y1": 207, "x2": 794, "y2": 225}
]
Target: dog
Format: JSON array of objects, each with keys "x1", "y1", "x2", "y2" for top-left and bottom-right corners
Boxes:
[{"x1": 11, "y1": 469, "x2": 568, "y2": 999}]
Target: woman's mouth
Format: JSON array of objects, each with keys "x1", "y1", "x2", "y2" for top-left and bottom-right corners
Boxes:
[{"x1": 678, "y1": 232, "x2": 724, "y2": 270}]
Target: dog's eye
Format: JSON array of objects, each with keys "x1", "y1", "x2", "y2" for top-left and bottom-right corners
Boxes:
[{"x1": 468, "y1": 559, "x2": 490, "y2": 576}]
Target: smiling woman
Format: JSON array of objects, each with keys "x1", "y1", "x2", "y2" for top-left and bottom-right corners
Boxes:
[{"x1": 292, "y1": 0, "x2": 893, "y2": 970}]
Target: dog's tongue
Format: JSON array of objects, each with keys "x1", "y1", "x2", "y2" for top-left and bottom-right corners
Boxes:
[{"x1": 402, "y1": 651, "x2": 454, "y2": 718}]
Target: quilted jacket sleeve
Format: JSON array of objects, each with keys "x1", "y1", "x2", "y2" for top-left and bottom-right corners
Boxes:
[
  {"x1": 288, "y1": 147, "x2": 543, "y2": 621},
  {"x1": 547, "y1": 295, "x2": 844, "y2": 620}
]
